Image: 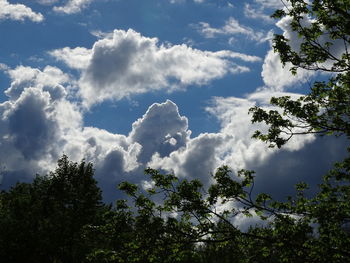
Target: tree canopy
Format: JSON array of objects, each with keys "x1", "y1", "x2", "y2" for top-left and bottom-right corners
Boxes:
[
  {"x1": 250, "y1": 0, "x2": 350, "y2": 147},
  {"x1": 0, "y1": 155, "x2": 105, "y2": 263}
]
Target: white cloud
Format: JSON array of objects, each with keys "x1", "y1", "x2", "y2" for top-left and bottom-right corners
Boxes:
[
  {"x1": 208, "y1": 91, "x2": 315, "y2": 157},
  {"x1": 146, "y1": 89, "x2": 314, "y2": 184},
  {"x1": 148, "y1": 133, "x2": 227, "y2": 185},
  {"x1": 0, "y1": 67, "x2": 346, "y2": 204},
  {"x1": 0, "y1": 63, "x2": 9, "y2": 71},
  {"x1": 261, "y1": 15, "x2": 315, "y2": 90},
  {"x1": 195, "y1": 17, "x2": 273, "y2": 43},
  {"x1": 36, "y1": 0, "x2": 94, "y2": 14},
  {"x1": 0, "y1": 69, "x2": 192, "y2": 200},
  {"x1": 129, "y1": 100, "x2": 190, "y2": 164},
  {"x1": 214, "y1": 50, "x2": 262, "y2": 63},
  {"x1": 5, "y1": 65, "x2": 70, "y2": 100},
  {"x1": 0, "y1": 70, "x2": 75, "y2": 187},
  {"x1": 50, "y1": 29, "x2": 260, "y2": 107},
  {"x1": 244, "y1": 0, "x2": 287, "y2": 22},
  {"x1": 254, "y1": 0, "x2": 284, "y2": 9},
  {"x1": 0, "y1": 0, "x2": 44, "y2": 22},
  {"x1": 170, "y1": 0, "x2": 205, "y2": 3},
  {"x1": 53, "y1": 0, "x2": 94, "y2": 14},
  {"x1": 261, "y1": 49, "x2": 313, "y2": 90},
  {"x1": 244, "y1": 3, "x2": 274, "y2": 22},
  {"x1": 49, "y1": 47, "x2": 92, "y2": 70},
  {"x1": 36, "y1": 0, "x2": 58, "y2": 5}
]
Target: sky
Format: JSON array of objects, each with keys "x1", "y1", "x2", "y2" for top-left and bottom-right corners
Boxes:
[{"x1": 0, "y1": 0, "x2": 348, "y2": 225}]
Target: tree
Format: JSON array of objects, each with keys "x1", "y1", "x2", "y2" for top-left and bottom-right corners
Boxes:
[
  {"x1": 84, "y1": 182, "x2": 202, "y2": 263},
  {"x1": 0, "y1": 155, "x2": 105, "y2": 263},
  {"x1": 108, "y1": 1, "x2": 350, "y2": 262},
  {"x1": 249, "y1": 0, "x2": 350, "y2": 147}
]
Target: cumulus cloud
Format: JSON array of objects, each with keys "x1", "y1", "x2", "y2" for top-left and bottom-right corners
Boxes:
[
  {"x1": 0, "y1": 68, "x2": 195, "y2": 201},
  {"x1": 279, "y1": 15, "x2": 348, "y2": 71},
  {"x1": 0, "y1": 62, "x2": 345, "y2": 208},
  {"x1": 207, "y1": 92, "x2": 316, "y2": 166},
  {"x1": 35, "y1": 0, "x2": 94, "y2": 14},
  {"x1": 195, "y1": 17, "x2": 273, "y2": 43},
  {"x1": 49, "y1": 47, "x2": 92, "y2": 70},
  {"x1": 0, "y1": 0, "x2": 44, "y2": 22},
  {"x1": 0, "y1": 65, "x2": 346, "y2": 205},
  {"x1": 5, "y1": 65, "x2": 69, "y2": 100},
  {"x1": 0, "y1": 66, "x2": 77, "y2": 187},
  {"x1": 213, "y1": 93, "x2": 347, "y2": 199},
  {"x1": 5, "y1": 88, "x2": 60, "y2": 160},
  {"x1": 129, "y1": 100, "x2": 190, "y2": 164},
  {"x1": 261, "y1": 15, "x2": 315, "y2": 90},
  {"x1": 149, "y1": 133, "x2": 228, "y2": 185},
  {"x1": 50, "y1": 29, "x2": 260, "y2": 107},
  {"x1": 146, "y1": 90, "x2": 347, "y2": 206}
]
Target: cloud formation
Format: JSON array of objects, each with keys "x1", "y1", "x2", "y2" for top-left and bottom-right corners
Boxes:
[
  {"x1": 53, "y1": 0, "x2": 94, "y2": 14},
  {"x1": 261, "y1": 49, "x2": 313, "y2": 90},
  {"x1": 170, "y1": 0, "x2": 205, "y2": 3},
  {"x1": 254, "y1": 0, "x2": 284, "y2": 9},
  {"x1": 244, "y1": 3, "x2": 274, "y2": 22},
  {"x1": 36, "y1": 0, "x2": 59, "y2": 5},
  {"x1": 147, "y1": 90, "x2": 346, "y2": 205},
  {"x1": 0, "y1": 66, "x2": 192, "y2": 201},
  {"x1": 50, "y1": 29, "x2": 260, "y2": 107},
  {"x1": 0, "y1": 64, "x2": 346, "y2": 206},
  {"x1": 0, "y1": 4, "x2": 347, "y2": 208},
  {"x1": 195, "y1": 17, "x2": 273, "y2": 43},
  {"x1": 0, "y1": 66, "x2": 76, "y2": 187},
  {"x1": 129, "y1": 100, "x2": 190, "y2": 164},
  {"x1": 0, "y1": 0, "x2": 44, "y2": 22}
]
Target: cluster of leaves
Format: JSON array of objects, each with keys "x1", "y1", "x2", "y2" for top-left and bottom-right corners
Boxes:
[
  {"x1": 272, "y1": 0, "x2": 350, "y2": 73},
  {"x1": 106, "y1": 161, "x2": 349, "y2": 263},
  {"x1": 250, "y1": 0, "x2": 350, "y2": 148}
]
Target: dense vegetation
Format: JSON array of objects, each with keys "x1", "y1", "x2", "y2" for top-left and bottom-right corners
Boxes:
[{"x1": 1, "y1": 0, "x2": 349, "y2": 262}]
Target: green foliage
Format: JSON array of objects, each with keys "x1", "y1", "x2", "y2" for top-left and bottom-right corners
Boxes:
[
  {"x1": 0, "y1": 155, "x2": 105, "y2": 263},
  {"x1": 109, "y1": 159, "x2": 350, "y2": 262},
  {"x1": 250, "y1": 0, "x2": 350, "y2": 148},
  {"x1": 273, "y1": 0, "x2": 350, "y2": 73}
]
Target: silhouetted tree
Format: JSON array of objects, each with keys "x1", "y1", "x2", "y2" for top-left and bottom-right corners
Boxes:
[{"x1": 0, "y1": 155, "x2": 105, "y2": 263}]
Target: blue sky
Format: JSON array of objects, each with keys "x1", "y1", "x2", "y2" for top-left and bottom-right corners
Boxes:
[{"x1": 0, "y1": 0, "x2": 347, "y2": 219}]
